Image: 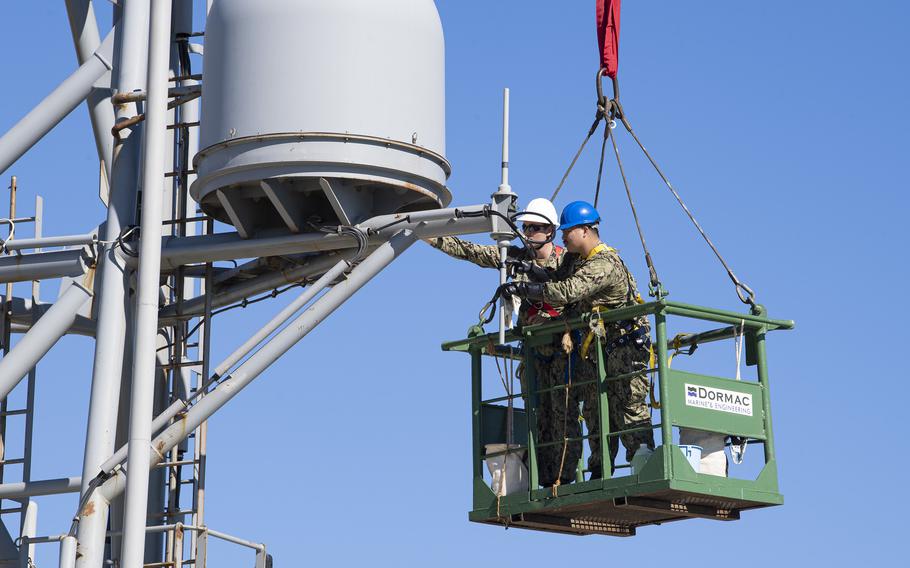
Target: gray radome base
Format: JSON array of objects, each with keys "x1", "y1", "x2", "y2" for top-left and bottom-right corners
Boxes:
[{"x1": 191, "y1": 132, "x2": 452, "y2": 235}]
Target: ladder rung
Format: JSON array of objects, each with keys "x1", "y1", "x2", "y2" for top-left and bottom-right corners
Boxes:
[
  {"x1": 167, "y1": 121, "x2": 200, "y2": 130},
  {"x1": 157, "y1": 360, "x2": 203, "y2": 369},
  {"x1": 170, "y1": 74, "x2": 202, "y2": 83},
  {"x1": 179, "y1": 479, "x2": 195, "y2": 485},
  {"x1": 0, "y1": 507, "x2": 23, "y2": 514},
  {"x1": 164, "y1": 170, "x2": 196, "y2": 178},
  {"x1": 143, "y1": 562, "x2": 176, "y2": 568},
  {"x1": 149, "y1": 509, "x2": 194, "y2": 519},
  {"x1": 157, "y1": 459, "x2": 199, "y2": 468},
  {"x1": 1, "y1": 458, "x2": 25, "y2": 465},
  {"x1": 0, "y1": 409, "x2": 28, "y2": 417}
]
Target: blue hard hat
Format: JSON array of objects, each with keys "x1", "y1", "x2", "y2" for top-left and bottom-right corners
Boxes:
[{"x1": 558, "y1": 200, "x2": 601, "y2": 231}]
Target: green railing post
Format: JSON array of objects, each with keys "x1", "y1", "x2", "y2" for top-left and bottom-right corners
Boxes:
[
  {"x1": 524, "y1": 347, "x2": 540, "y2": 491},
  {"x1": 470, "y1": 348, "x2": 483, "y2": 482},
  {"x1": 654, "y1": 311, "x2": 673, "y2": 462},
  {"x1": 595, "y1": 339, "x2": 611, "y2": 478},
  {"x1": 754, "y1": 328, "x2": 776, "y2": 463}
]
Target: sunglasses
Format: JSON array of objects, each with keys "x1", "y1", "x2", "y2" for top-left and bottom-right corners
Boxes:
[{"x1": 522, "y1": 223, "x2": 549, "y2": 234}]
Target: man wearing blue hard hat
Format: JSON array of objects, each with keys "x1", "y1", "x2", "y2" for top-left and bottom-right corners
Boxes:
[{"x1": 502, "y1": 200, "x2": 655, "y2": 479}]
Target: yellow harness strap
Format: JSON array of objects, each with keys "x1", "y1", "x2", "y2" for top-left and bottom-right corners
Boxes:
[
  {"x1": 585, "y1": 242, "x2": 612, "y2": 260},
  {"x1": 578, "y1": 244, "x2": 613, "y2": 359}
]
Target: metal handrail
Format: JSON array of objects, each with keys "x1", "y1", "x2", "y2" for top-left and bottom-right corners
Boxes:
[{"x1": 443, "y1": 300, "x2": 794, "y2": 353}]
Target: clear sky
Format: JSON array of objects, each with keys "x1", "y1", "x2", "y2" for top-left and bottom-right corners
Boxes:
[{"x1": 0, "y1": 1, "x2": 907, "y2": 566}]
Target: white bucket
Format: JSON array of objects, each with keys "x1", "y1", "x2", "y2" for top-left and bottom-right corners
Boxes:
[
  {"x1": 679, "y1": 445, "x2": 702, "y2": 473},
  {"x1": 680, "y1": 428, "x2": 728, "y2": 476},
  {"x1": 484, "y1": 443, "x2": 528, "y2": 496}
]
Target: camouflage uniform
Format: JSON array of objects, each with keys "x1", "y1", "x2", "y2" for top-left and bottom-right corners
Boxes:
[
  {"x1": 542, "y1": 243, "x2": 654, "y2": 477},
  {"x1": 430, "y1": 237, "x2": 580, "y2": 485}
]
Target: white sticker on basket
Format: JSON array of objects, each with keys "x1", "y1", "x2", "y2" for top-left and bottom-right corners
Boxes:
[{"x1": 684, "y1": 383, "x2": 752, "y2": 417}]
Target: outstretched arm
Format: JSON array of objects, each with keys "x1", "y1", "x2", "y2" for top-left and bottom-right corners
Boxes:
[
  {"x1": 541, "y1": 258, "x2": 617, "y2": 307},
  {"x1": 427, "y1": 236, "x2": 508, "y2": 269}
]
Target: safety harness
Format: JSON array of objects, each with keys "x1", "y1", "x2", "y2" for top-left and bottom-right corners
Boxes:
[
  {"x1": 578, "y1": 243, "x2": 646, "y2": 360},
  {"x1": 526, "y1": 245, "x2": 564, "y2": 320}
]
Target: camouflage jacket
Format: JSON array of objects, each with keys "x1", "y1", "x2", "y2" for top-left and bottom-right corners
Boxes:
[
  {"x1": 430, "y1": 236, "x2": 568, "y2": 325},
  {"x1": 542, "y1": 243, "x2": 649, "y2": 340}
]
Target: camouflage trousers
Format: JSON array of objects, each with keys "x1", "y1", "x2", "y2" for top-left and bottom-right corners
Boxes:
[
  {"x1": 520, "y1": 342, "x2": 583, "y2": 487},
  {"x1": 577, "y1": 341, "x2": 654, "y2": 476}
]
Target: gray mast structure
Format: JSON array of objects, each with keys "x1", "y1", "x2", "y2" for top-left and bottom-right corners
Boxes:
[{"x1": 0, "y1": 1, "x2": 515, "y2": 567}]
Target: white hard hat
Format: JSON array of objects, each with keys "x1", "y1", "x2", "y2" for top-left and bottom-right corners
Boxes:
[{"x1": 515, "y1": 198, "x2": 558, "y2": 226}]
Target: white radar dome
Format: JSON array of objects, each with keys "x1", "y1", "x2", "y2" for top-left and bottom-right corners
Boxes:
[{"x1": 192, "y1": 0, "x2": 450, "y2": 236}]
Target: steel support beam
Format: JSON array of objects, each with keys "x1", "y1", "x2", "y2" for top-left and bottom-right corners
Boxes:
[
  {"x1": 157, "y1": 250, "x2": 360, "y2": 323},
  {"x1": 59, "y1": 537, "x2": 77, "y2": 568},
  {"x1": 64, "y1": 0, "x2": 115, "y2": 183},
  {"x1": 18, "y1": 501, "x2": 37, "y2": 568},
  {"x1": 4, "y1": 233, "x2": 97, "y2": 252},
  {"x1": 119, "y1": 1, "x2": 173, "y2": 565},
  {"x1": 213, "y1": 259, "x2": 350, "y2": 377},
  {"x1": 0, "y1": 280, "x2": 93, "y2": 401},
  {"x1": 0, "y1": 248, "x2": 92, "y2": 284},
  {"x1": 76, "y1": 0, "x2": 149, "y2": 565},
  {"x1": 0, "y1": 29, "x2": 114, "y2": 176},
  {"x1": 88, "y1": 230, "x2": 419, "y2": 517},
  {"x1": 0, "y1": 477, "x2": 80, "y2": 500},
  {"x1": 134, "y1": 205, "x2": 491, "y2": 271}
]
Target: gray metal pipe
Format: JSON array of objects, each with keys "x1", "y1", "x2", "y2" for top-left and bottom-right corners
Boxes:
[
  {"x1": 139, "y1": 204, "x2": 491, "y2": 271},
  {"x1": 4, "y1": 233, "x2": 97, "y2": 252},
  {"x1": 76, "y1": 0, "x2": 149, "y2": 566},
  {"x1": 18, "y1": 501, "x2": 38, "y2": 568},
  {"x1": 214, "y1": 259, "x2": 350, "y2": 377},
  {"x1": 204, "y1": 528, "x2": 266, "y2": 553},
  {"x1": 157, "y1": 251, "x2": 360, "y2": 322},
  {"x1": 0, "y1": 279, "x2": 93, "y2": 401},
  {"x1": 64, "y1": 0, "x2": 102, "y2": 63},
  {"x1": 59, "y1": 536, "x2": 77, "y2": 568},
  {"x1": 0, "y1": 477, "x2": 80, "y2": 500},
  {"x1": 0, "y1": 248, "x2": 92, "y2": 284},
  {"x1": 98, "y1": 398, "x2": 188, "y2": 476},
  {"x1": 64, "y1": 0, "x2": 114, "y2": 183},
  {"x1": 7, "y1": 297, "x2": 94, "y2": 337},
  {"x1": 94, "y1": 230, "x2": 419, "y2": 509},
  {"x1": 119, "y1": 1, "x2": 173, "y2": 566},
  {"x1": 0, "y1": 29, "x2": 114, "y2": 176}
]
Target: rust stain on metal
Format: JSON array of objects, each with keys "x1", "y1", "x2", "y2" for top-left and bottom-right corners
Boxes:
[
  {"x1": 398, "y1": 181, "x2": 440, "y2": 202},
  {"x1": 82, "y1": 267, "x2": 97, "y2": 291},
  {"x1": 82, "y1": 500, "x2": 96, "y2": 517}
]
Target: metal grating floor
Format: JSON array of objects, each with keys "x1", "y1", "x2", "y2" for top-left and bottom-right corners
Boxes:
[{"x1": 476, "y1": 488, "x2": 774, "y2": 537}]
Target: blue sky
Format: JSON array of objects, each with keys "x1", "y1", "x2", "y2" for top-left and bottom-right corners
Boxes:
[{"x1": 0, "y1": 1, "x2": 907, "y2": 566}]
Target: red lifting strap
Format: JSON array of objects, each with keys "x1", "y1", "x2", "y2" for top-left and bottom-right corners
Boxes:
[{"x1": 596, "y1": 0, "x2": 621, "y2": 78}]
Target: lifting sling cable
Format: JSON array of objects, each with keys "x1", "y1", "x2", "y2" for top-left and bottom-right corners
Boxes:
[
  {"x1": 550, "y1": 114, "x2": 604, "y2": 202},
  {"x1": 614, "y1": 107, "x2": 757, "y2": 307},
  {"x1": 592, "y1": 117, "x2": 611, "y2": 209},
  {"x1": 557, "y1": 0, "x2": 757, "y2": 307},
  {"x1": 607, "y1": 112, "x2": 662, "y2": 296}
]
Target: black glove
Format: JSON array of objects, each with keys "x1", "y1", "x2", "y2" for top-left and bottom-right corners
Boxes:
[
  {"x1": 505, "y1": 259, "x2": 552, "y2": 282},
  {"x1": 499, "y1": 281, "x2": 545, "y2": 301}
]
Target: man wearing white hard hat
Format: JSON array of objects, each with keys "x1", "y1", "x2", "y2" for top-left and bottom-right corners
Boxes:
[{"x1": 425, "y1": 197, "x2": 582, "y2": 486}]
